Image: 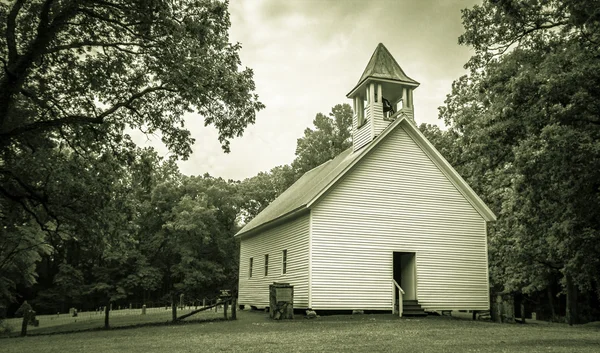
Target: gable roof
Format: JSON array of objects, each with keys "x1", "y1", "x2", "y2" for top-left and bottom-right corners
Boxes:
[
  {"x1": 235, "y1": 116, "x2": 496, "y2": 238},
  {"x1": 236, "y1": 147, "x2": 362, "y2": 237},
  {"x1": 347, "y1": 43, "x2": 419, "y2": 97}
]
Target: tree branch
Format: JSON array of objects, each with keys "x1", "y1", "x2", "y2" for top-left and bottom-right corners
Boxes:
[
  {"x1": 6, "y1": 0, "x2": 26, "y2": 65},
  {"x1": 45, "y1": 41, "x2": 156, "y2": 55},
  {"x1": 1, "y1": 85, "x2": 173, "y2": 140}
]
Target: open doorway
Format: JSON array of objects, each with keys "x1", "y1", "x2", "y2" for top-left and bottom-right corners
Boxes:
[{"x1": 393, "y1": 252, "x2": 416, "y2": 300}]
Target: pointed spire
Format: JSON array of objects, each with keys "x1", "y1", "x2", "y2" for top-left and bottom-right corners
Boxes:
[{"x1": 347, "y1": 43, "x2": 418, "y2": 97}]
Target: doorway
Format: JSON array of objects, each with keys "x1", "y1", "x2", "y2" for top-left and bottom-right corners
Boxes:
[{"x1": 393, "y1": 252, "x2": 416, "y2": 300}]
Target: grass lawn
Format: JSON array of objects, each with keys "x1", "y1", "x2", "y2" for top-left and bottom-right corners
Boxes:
[
  {"x1": 2, "y1": 306, "x2": 224, "y2": 335},
  {"x1": 2, "y1": 310, "x2": 599, "y2": 353}
]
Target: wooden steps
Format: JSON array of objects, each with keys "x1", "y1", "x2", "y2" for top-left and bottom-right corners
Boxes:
[{"x1": 401, "y1": 300, "x2": 427, "y2": 317}]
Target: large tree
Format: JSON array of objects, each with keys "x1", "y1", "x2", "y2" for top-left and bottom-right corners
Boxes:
[
  {"x1": 439, "y1": 0, "x2": 600, "y2": 324},
  {"x1": 0, "y1": 0, "x2": 263, "y2": 306}
]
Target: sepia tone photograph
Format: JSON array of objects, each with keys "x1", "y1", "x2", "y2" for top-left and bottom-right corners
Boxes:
[{"x1": 1, "y1": 0, "x2": 599, "y2": 351}]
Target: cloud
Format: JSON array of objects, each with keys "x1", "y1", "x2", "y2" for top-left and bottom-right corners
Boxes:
[{"x1": 133, "y1": 0, "x2": 480, "y2": 181}]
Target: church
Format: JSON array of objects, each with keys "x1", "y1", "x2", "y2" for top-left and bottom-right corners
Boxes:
[{"x1": 235, "y1": 43, "x2": 496, "y2": 316}]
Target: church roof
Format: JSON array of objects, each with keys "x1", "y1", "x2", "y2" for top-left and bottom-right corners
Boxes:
[
  {"x1": 235, "y1": 116, "x2": 496, "y2": 237},
  {"x1": 347, "y1": 43, "x2": 419, "y2": 97},
  {"x1": 236, "y1": 145, "x2": 362, "y2": 237}
]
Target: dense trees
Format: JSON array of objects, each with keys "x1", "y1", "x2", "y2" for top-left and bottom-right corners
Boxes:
[
  {"x1": 431, "y1": 0, "x2": 600, "y2": 324},
  {"x1": 0, "y1": 0, "x2": 263, "y2": 313}
]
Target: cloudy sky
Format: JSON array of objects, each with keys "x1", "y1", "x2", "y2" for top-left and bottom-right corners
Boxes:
[{"x1": 134, "y1": 0, "x2": 480, "y2": 180}]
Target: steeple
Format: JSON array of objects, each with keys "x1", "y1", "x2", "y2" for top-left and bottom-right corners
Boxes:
[{"x1": 347, "y1": 43, "x2": 419, "y2": 152}]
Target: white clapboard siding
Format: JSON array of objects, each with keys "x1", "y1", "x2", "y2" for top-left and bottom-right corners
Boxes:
[
  {"x1": 371, "y1": 102, "x2": 389, "y2": 137},
  {"x1": 353, "y1": 111, "x2": 372, "y2": 152},
  {"x1": 238, "y1": 215, "x2": 310, "y2": 308},
  {"x1": 310, "y1": 125, "x2": 489, "y2": 311}
]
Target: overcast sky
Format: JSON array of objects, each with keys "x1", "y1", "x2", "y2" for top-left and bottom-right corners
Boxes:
[{"x1": 133, "y1": 0, "x2": 480, "y2": 181}]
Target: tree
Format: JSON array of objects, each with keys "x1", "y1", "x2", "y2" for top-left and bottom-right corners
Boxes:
[
  {"x1": 0, "y1": 0, "x2": 263, "y2": 307},
  {"x1": 138, "y1": 174, "x2": 241, "y2": 307},
  {"x1": 238, "y1": 165, "x2": 296, "y2": 221},
  {"x1": 237, "y1": 103, "x2": 352, "y2": 222},
  {"x1": 292, "y1": 103, "x2": 353, "y2": 176},
  {"x1": 439, "y1": 0, "x2": 600, "y2": 324}
]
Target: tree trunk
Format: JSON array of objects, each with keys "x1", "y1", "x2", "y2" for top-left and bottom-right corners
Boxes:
[
  {"x1": 104, "y1": 301, "x2": 110, "y2": 329},
  {"x1": 171, "y1": 294, "x2": 177, "y2": 322},
  {"x1": 520, "y1": 302, "x2": 526, "y2": 324},
  {"x1": 566, "y1": 273, "x2": 578, "y2": 326},
  {"x1": 547, "y1": 287, "x2": 556, "y2": 321}
]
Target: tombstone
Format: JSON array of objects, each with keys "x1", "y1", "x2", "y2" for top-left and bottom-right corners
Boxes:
[
  {"x1": 269, "y1": 283, "x2": 294, "y2": 320},
  {"x1": 492, "y1": 293, "x2": 515, "y2": 323},
  {"x1": 142, "y1": 305, "x2": 146, "y2": 315}
]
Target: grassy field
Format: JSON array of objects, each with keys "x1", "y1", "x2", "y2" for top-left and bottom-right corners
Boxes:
[
  {"x1": 2, "y1": 310, "x2": 599, "y2": 353},
  {"x1": 2, "y1": 306, "x2": 224, "y2": 335}
]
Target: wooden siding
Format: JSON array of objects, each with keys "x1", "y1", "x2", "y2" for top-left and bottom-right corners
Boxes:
[
  {"x1": 353, "y1": 111, "x2": 372, "y2": 152},
  {"x1": 310, "y1": 125, "x2": 489, "y2": 311},
  {"x1": 238, "y1": 214, "x2": 310, "y2": 308},
  {"x1": 371, "y1": 102, "x2": 388, "y2": 137}
]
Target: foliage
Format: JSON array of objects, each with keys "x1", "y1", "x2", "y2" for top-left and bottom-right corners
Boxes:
[
  {"x1": 0, "y1": 217, "x2": 50, "y2": 306},
  {"x1": 138, "y1": 174, "x2": 241, "y2": 300},
  {"x1": 0, "y1": 0, "x2": 262, "y2": 309},
  {"x1": 292, "y1": 103, "x2": 353, "y2": 176},
  {"x1": 237, "y1": 165, "x2": 295, "y2": 221},
  {"x1": 237, "y1": 103, "x2": 353, "y2": 222},
  {"x1": 435, "y1": 0, "x2": 600, "y2": 323}
]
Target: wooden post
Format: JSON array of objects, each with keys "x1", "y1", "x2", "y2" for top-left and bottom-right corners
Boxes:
[
  {"x1": 472, "y1": 310, "x2": 477, "y2": 321},
  {"x1": 104, "y1": 303, "x2": 110, "y2": 329},
  {"x1": 223, "y1": 299, "x2": 228, "y2": 320},
  {"x1": 232, "y1": 297, "x2": 237, "y2": 320},
  {"x1": 171, "y1": 295, "x2": 177, "y2": 322},
  {"x1": 521, "y1": 302, "x2": 526, "y2": 324},
  {"x1": 20, "y1": 310, "x2": 29, "y2": 337}
]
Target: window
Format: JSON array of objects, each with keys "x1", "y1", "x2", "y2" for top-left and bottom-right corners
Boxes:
[
  {"x1": 282, "y1": 249, "x2": 287, "y2": 274},
  {"x1": 264, "y1": 254, "x2": 269, "y2": 276},
  {"x1": 249, "y1": 257, "x2": 253, "y2": 278}
]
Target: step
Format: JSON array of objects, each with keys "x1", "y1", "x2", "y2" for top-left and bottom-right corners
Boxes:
[
  {"x1": 403, "y1": 305, "x2": 423, "y2": 311},
  {"x1": 402, "y1": 310, "x2": 427, "y2": 317},
  {"x1": 403, "y1": 300, "x2": 419, "y2": 305}
]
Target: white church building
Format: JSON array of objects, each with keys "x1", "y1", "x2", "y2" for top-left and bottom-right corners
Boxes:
[{"x1": 236, "y1": 43, "x2": 496, "y2": 315}]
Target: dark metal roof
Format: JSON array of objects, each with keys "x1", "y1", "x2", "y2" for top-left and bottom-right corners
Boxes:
[{"x1": 347, "y1": 43, "x2": 419, "y2": 97}]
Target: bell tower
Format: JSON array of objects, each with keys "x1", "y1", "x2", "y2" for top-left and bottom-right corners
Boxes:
[{"x1": 347, "y1": 43, "x2": 419, "y2": 152}]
